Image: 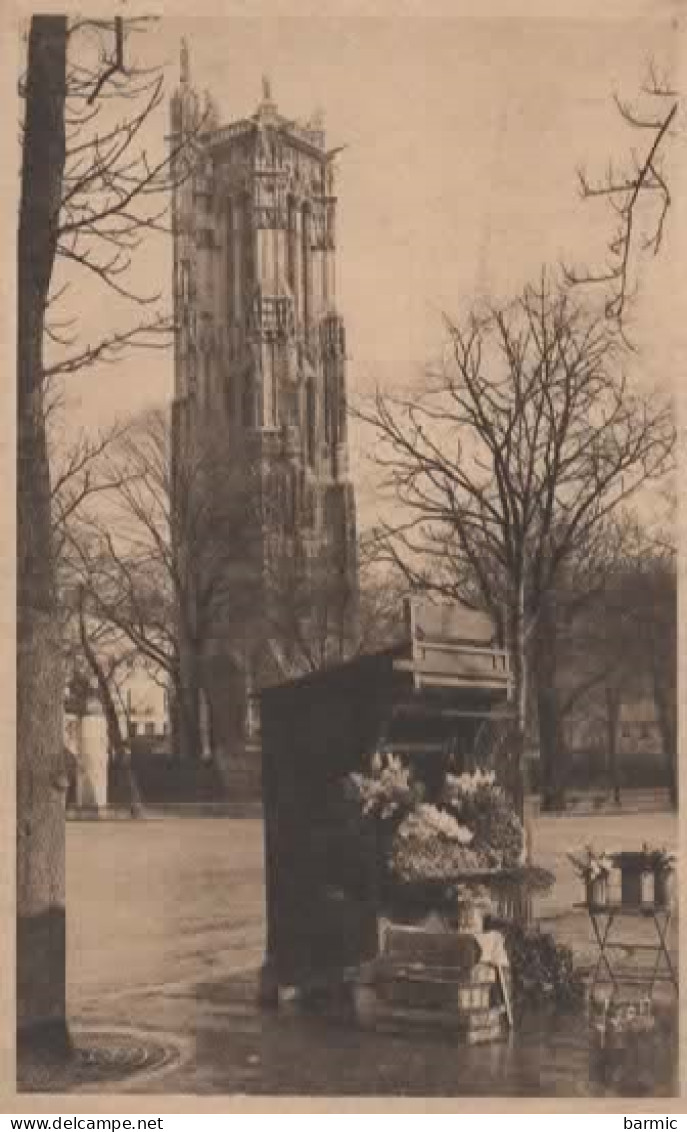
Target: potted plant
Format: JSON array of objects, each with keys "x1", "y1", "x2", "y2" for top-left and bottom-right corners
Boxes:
[
  {"x1": 612, "y1": 847, "x2": 655, "y2": 908},
  {"x1": 647, "y1": 847, "x2": 677, "y2": 909},
  {"x1": 445, "y1": 883, "x2": 492, "y2": 933},
  {"x1": 568, "y1": 847, "x2": 613, "y2": 908}
]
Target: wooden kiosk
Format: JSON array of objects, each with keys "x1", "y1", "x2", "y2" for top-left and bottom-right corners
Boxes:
[{"x1": 259, "y1": 600, "x2": 512, "y2": 1007}]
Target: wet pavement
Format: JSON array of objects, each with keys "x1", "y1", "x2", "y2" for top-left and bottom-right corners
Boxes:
[{"x1": 45, "y1": 815, "x2": 679, "y2": 1097}]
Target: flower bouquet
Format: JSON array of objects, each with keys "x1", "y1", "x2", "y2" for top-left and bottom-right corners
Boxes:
[
  {"x1": 610, "y1": 844, "x2": 676, "y2": 909},
  {"x1": 568, "y1": 846, "x2": 614, "y2": 908},
  {"x1": 346, "y1": 751, "x2": 423, "y2": 825},
  {"x1": 648, "y1": 847, "x2": 677, "y2": 909},
  {"x1": 613, "y1": 845, "x2": 677, "y2": 909},
  {"x1": 444, "y1": 883, "x2": 493, "y2": 933},
  {"x1": 442, "y1": 769, "x2": 525, "y2": 867}
]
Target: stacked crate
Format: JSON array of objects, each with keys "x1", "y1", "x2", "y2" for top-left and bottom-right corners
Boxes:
[{"x1": 351, "y1": 924, "x2": 508, "y2": 1044}]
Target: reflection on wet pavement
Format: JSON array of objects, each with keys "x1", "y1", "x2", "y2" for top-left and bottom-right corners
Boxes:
[
  {"x1": 127, "y1": 971, "x2": 676, "y2": 1098},
  {"x1": 65, "y1": 819, "x2": 678, "y2": 1097}
]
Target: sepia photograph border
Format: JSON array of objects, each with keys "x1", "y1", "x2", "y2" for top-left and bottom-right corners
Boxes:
[{"x1": 2, "y1": 0, "x2": 686, "y2": 1112}]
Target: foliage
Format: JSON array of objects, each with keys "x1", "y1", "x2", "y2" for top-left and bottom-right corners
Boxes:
[
  {"x1": 611, "y1": 844, "x2": 677, "y2": 874},
  {"x1": 442, "y1": 770, "x2": 525, "y2": 866},
  {"x1": 389, "y1": 804, "x2": 483, "y2": 883},
  {"x1": 492, "y1": 919, "x2": 585, "y2": 1013},
  {"x1": 645, "y1": 847, "x2": 677, "y2": 875},
  {"x1": 568, "y1": 845, "x2": 614, "y2": 882}
]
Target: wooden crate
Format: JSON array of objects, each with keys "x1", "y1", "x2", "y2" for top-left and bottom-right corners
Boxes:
[
  {"x1": 352, "y1": 991, "x2": 506, "y2": 1042},
  {"x1": 381, "y1": 924, "x2": 481, "y2": 970},
  {"x1": 374, "y1": 956, "x2": 497, "y2": 985},
  {"x1": 378, "y1": 973, "x2": 493, "y2": 1012}
]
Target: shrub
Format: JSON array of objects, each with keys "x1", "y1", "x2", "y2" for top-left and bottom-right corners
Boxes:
[{"x1": 489, "y1": 918, "x2": 584, "y2": 1013}]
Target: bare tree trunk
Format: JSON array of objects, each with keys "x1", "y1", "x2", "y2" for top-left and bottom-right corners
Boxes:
[
  {"x1": 17, "y1": 16, "x2": 69, "y2": 1059},
  {"x1": 535, "y1": 597, "x2": 566, "y2": 812},
  {"x1": 506, "y1": 587, "x2": 527, "y2": 821},
  {"x1": 171, "y1": 662, "x2": 202, "y2": 762},
  {"x1": 650, "y1": 666, "x2": 677, "y2": 810},
  {"x1": 604, "y1": 685, "x2": 622, "y2": 806}
]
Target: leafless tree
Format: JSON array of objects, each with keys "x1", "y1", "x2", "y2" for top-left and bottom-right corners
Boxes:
[
  {"x1": 357, "y1": 277, "x2": 674, "y2": 816},
  {"x1": 67, "y1": 408, "x2": 264, "y2": 762},
  {"x1": 564, "y1": 61, "x2": 680, "y2": 329},
  {"x1": 18, "y1": 15, "x2": 200, "y2": 1056}
]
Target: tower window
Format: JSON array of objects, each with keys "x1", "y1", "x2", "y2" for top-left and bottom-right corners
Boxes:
[
  {"x1": 287, "y1": 197, "x2": 297, "y2": 296},
  {"x1": 242, "y1": 193, "x2": 253, "y2": 296},
  {"x1": 306, "y1": 377, "x2": 316, "y2": 466},
  {"x1": 301, "y1": 204, "x2": 311, "y2": 330},
  {"x1": 324, "y1": 366, "x2": 331, "y2": 445},
  {"x1": 226, "y1": 199, "x2": 235, "y2": 325},
  {"x1": 225, "y1": 369, "x2": 234, "y2": 420},
  {"x1": 242, "y1": 370, "x2": 254, "y2": 427}
]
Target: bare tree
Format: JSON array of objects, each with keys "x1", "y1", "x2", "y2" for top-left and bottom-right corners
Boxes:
[
  {"x1": 68, "y1": 408, "x2": 263, "y2": 761},
  {"x1": 529, "y1": 515, "x2": 644, "y2": 809},
  {"x1": 564, "y1": 61, "x2": 680, "y2": 329},
  {"x1": 608, "y1": 540, "x2": 677, "y2": 807},
  {"x1": 18, "y1": 15, "x2": 69, "y2": 1059},
  {"x1": 358, "y1": 277, "x2": 674, "y2": 815},
  {"x1": 17, "y1": 16, "x2": 199, "y2": 1056}
]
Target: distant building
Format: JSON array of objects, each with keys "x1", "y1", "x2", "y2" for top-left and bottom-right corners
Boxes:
[
  {"x1": 121, "y1": 667, "x2": 169, "y2": 745},
  {"x1": 565, "y1": 696, "x2": 663, "y2": 760}
]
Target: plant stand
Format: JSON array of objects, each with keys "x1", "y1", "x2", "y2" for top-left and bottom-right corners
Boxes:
[{"x1": 578, "y1": 903, "x2": 678, "y2": 1005}]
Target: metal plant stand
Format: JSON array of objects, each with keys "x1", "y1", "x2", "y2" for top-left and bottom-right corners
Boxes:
[{"x1": 577, "y1": 904, "x2": 678, "y2": 1003}]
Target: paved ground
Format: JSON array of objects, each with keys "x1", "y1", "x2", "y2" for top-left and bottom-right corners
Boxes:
[{"x1": 56, "y1": 811, "x2": 678, "y2": 1097}]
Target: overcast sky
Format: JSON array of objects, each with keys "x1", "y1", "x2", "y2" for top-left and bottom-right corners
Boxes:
[{"x1": 55, "y1": 11, "x2": 685, "y2": 525}]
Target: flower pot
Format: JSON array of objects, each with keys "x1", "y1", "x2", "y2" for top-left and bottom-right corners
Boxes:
[
  {"x1": 653, "y1": 869, "x2": 675, "y2": 909},
  {"x1": 617, "y1": 854, "x2": 654, "y2": 907},
  {"x1": 454, "y1": 904, "x2": 485, "y2": 933},
  {"x1": 586, "y1": 875, "x2": 609, "y2": 908},
  {"x1": 640, "y1": 869, "x2": 655, "y2": 908}
]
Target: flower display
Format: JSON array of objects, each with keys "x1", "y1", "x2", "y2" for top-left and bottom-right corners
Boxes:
[
  {"x1": 390, "y1": 805, "x2": 483, "y2": 883},
  {"x1": 396, "y1": 803, "x2": 474, "y2": 845},
  {"x1": 346, "y1": 752, "x2": 422, "y2": 822},
  {"x1": 344, "y1": 757, "x2": 538, "y2": 906},
  {"x1": 639, "y1": 845, "x2": 677, "y2": 874},
  {"x1": 567, "y1": 846, "x2": 614, "y2": 882},
  {"x1": 442, "y1": 769, "x2": 525, "y2": 867},
  {"x1": 444, "y1": 768, "x2": 497, "y2": 796}
]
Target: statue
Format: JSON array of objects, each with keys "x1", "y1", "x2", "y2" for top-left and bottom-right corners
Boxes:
[{"x1": 262, "y1": 74, "x2": 273, "y2": 103}]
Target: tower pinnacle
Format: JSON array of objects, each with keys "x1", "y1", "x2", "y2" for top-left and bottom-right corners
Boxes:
[{"x1": 180, "y1": 38, "x2": 190, "y2": 85}]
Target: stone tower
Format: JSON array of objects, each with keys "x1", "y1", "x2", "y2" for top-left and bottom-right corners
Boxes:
[{"x1": 170, "y1": 47, "x2": 358, "y2": 762}]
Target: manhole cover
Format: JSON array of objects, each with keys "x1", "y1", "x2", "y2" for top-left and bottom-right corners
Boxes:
[{"x1": 19, "y1": 1029, "x2": 183, "y2": 1093}]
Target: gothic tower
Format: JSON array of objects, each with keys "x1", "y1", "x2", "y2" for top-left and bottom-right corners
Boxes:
[{"x1": 170, "y1": 48, "x2": 358, "y2": 762}]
